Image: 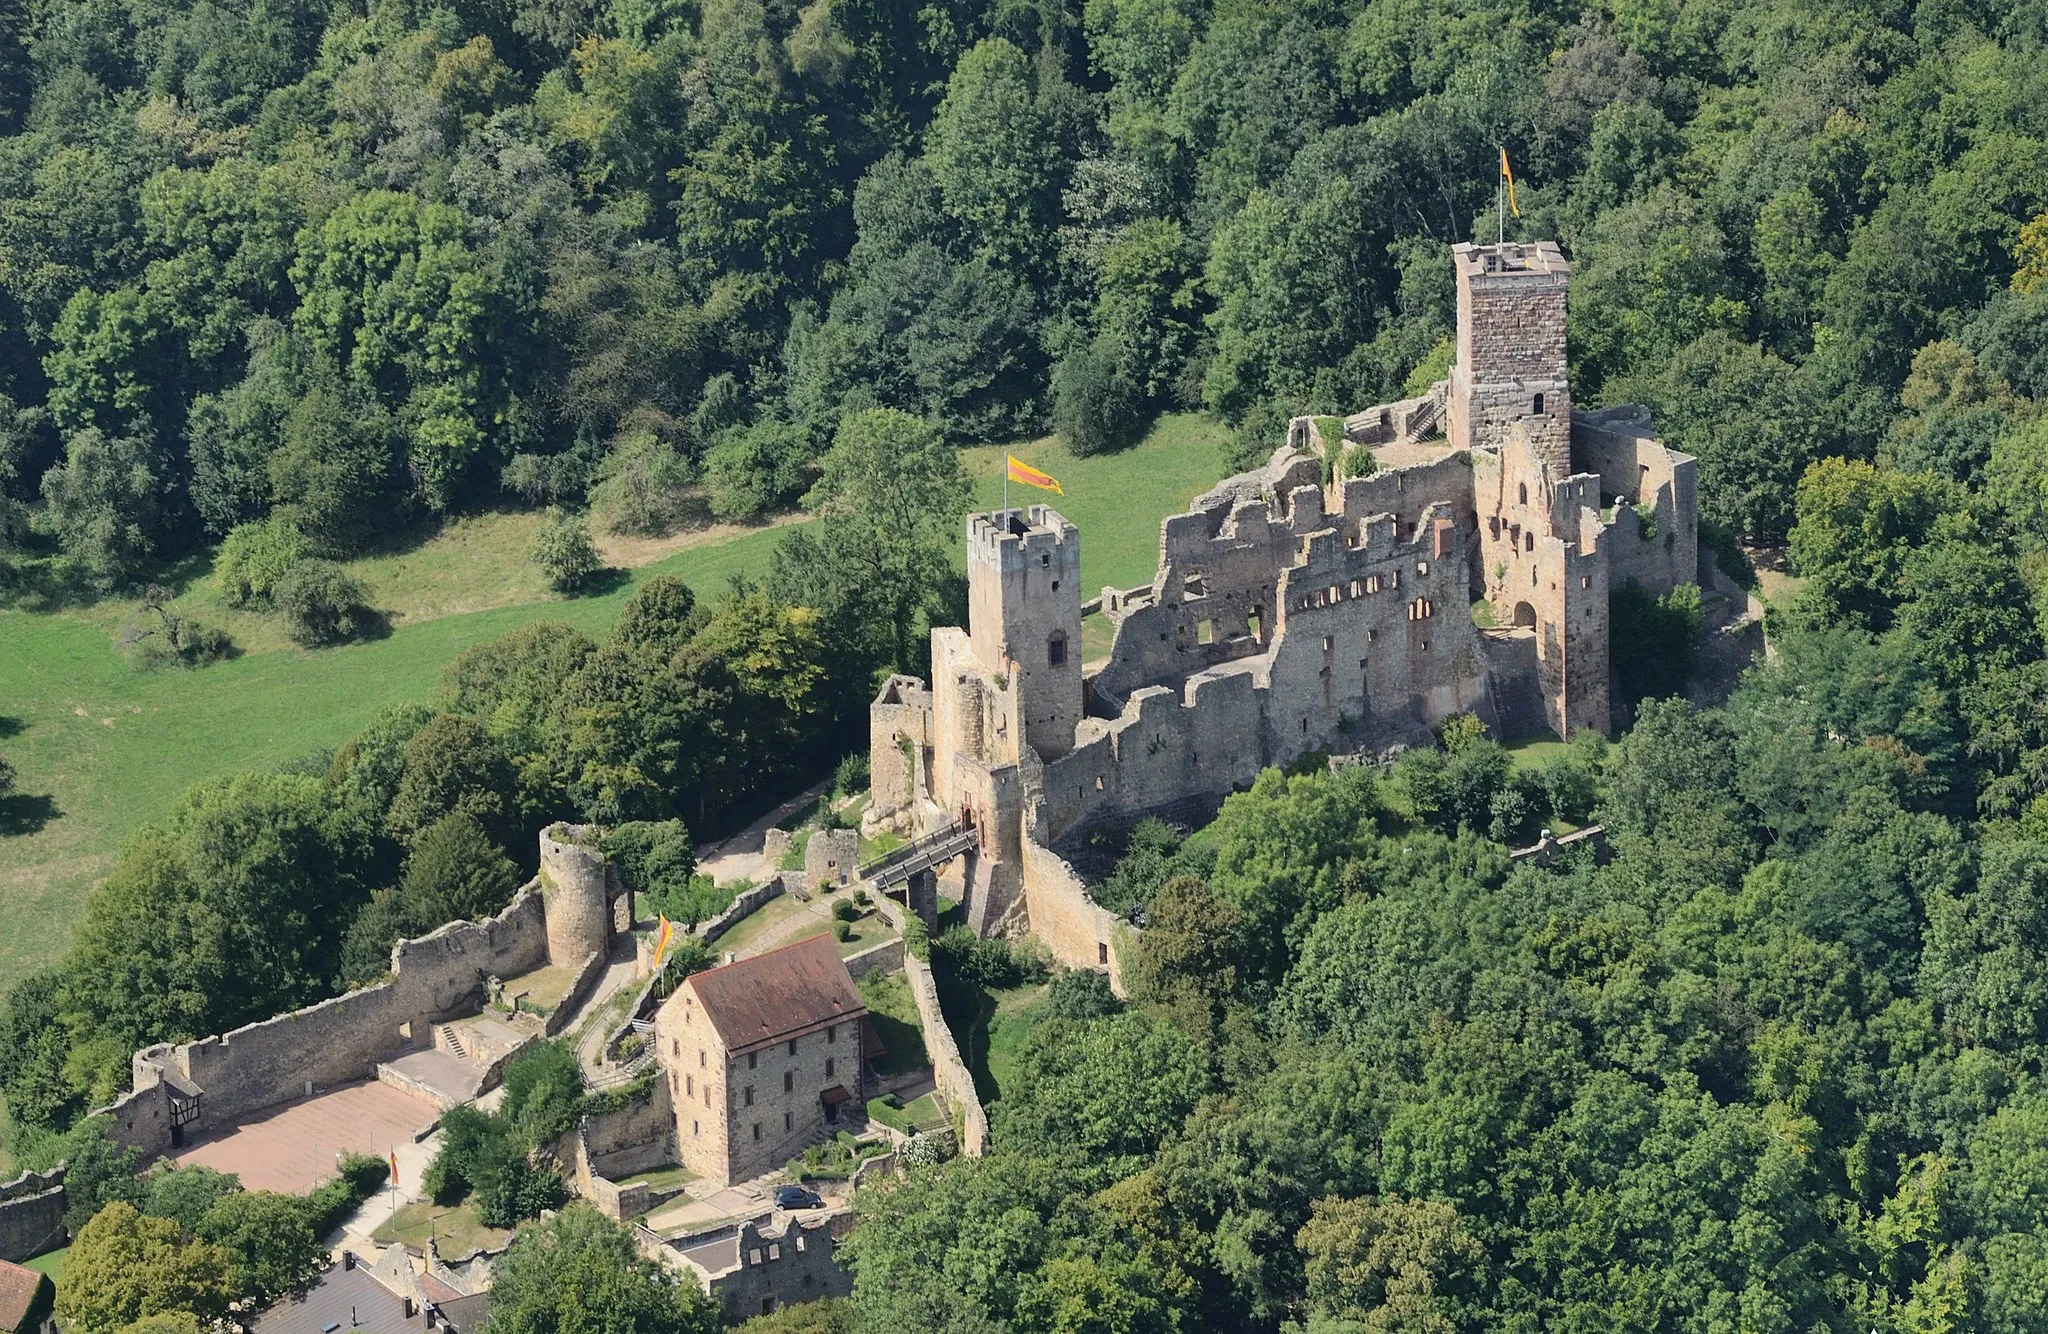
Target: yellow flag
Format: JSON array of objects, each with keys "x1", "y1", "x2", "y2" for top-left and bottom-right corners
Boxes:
[
  {"x1": 388, "y1": 1148, "x2": 399, "y2": 1189},
  {"x1": 1006, "y1": 455, "x2": 1064, "y2": 496},
  {"x1": 1499, "y1": 147, "x2": 1521, "y2": 218},
  {"x1": 655, "y1": 915, "x2": 674, "y2": 966}
]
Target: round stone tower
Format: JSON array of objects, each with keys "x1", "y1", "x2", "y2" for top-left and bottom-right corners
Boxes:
[{"x1": 540, "y1": 823, "x2": 612, "y2": 966}]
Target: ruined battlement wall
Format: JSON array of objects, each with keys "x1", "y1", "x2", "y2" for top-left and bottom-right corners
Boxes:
[
  {"x1": 0, "y1": 1166, "x2": 66, "y2": 1262},
  {"x1": 107, "y1": 887, "x2": 549, "y2": 1155},
  {"x1": 1573, "y1": 417, "x2": 1698, "y2": 597},
  {"x1": 1018, "y1": 837, "x2": 1132, "y2": 995},
  {"x1": 868, "y1": 676, "x2": 932, "y2": 823},
  {"x1": 1337, "y1": 450, "x2": 1479, "y2": 539}
]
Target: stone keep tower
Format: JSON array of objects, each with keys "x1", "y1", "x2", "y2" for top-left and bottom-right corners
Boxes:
[
  {"x1": 539, "y1": 823, "x2": 616, "y2": 967},
  {"x1": 1448, "y1": 241, "x2": 1572, "y2": 475},
  {"x1": 968, "y1": 507, "x2": 1083, "y2": 760}
]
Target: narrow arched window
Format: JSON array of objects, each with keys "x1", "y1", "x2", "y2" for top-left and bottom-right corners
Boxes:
[{"x1": 1518, "y1": 482, "x2": 1528, "y2": 505}]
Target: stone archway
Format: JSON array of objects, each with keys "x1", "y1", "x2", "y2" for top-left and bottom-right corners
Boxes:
[{"x1": 1512, "y1": 600, "x2": 1538, "y2": 629}]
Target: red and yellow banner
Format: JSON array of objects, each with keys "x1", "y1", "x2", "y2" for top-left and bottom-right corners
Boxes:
[
  {"x1": 654, "y1": 915, "x2": 674, "y2": 967},
  {"x1": 1500, "y1": 147, "x2": 1521, "y2": 218},
  {"x1": 1006, "y1": 455, "x2": 1064, "y2": 496}
]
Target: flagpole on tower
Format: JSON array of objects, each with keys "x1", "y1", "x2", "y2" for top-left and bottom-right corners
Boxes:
[{"x1": 1497, "y1": 145, "x2": 1505, "y2": 244}]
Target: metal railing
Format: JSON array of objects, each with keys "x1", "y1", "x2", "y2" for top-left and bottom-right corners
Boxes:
[{"x1": 861, "y1": 821, "x2": 976, "y2": 889}]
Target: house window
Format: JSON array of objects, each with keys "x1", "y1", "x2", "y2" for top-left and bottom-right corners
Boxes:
[
  {"x1": 788, "y1": 1038, "x2": 797, "y2": 1056},
  {"x1": 748, "y1": 1052, "x2": 757, "y2": 1070},
  {"x1": 686, "y1": 1075, "x2": 694, "y2": 1096},
  {"x1": 693, "y1": 1119, "x2": 699, "y2": 1136},
  {"x1": 698, "y1": 1050, "x2": 705, "y2": 1068},
  {"x1": 1533, "y1": 392, "x2": 1544, "y2": 414},
  {"x1": 784, "y1": 1070, "x2": 794, "y2": 1092},
  {"x1": 1048, "y1": 632, "x2": 1067, "y2": 666},
  {"x1": 671, "y1": 1039, "x2": 679, "y2": 1057},
  {"x1": 753, "y1": 1123, "x2": 762, "y2": 1141},
  {"x1": 825, "y1": 1058, "x2": 836, "y2": 1078},
  {"x1": 745, "y1": 1086, "x2": 754, "y2": 1106},
  {"x1": 785, "y1": 1112, "x2": 793, "y2": 1132},
  {"x1": 827, "y1": 1025, "x2": 836, "y2": 1044}
]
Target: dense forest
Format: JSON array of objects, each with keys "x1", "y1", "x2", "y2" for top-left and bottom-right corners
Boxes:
[{"x1": 7, "y1": 0, "x2": 2048, "y2": 1329}]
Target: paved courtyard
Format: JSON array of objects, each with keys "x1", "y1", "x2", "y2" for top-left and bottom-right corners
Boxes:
[{"x1": 174, "y1": 1079, "x2": 442, "y2": 1194}]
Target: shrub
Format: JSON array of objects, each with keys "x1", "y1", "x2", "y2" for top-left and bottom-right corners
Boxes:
[
  {"x1": 530, "y1": 507, "x2": 601, "y2": 592},
  {"x1": 1053, "y1": 336, "x2": 1145, "y2": 456},
  {"x1": 834, "y1": 751, "x2": 869, "y2": 797},
  {"x1": 833, "y1": 920, "x2": 853, "y2": 941},
  {"x1": 899, "y1": 1132, "x2": 954, "y2": 1169},
  {"x1": 832, "y1": 897, "x2": 859, "y2": 922},
  {"x1": 591, "y1": 431, "x2": 693, "y2": 536},
  {"x1": 502, "y1": 452, "x2": 590, "y2": 506},
  {"x1": 902, "y1": 914, "x2": 930, "y2": 962},
  {"x1": 933, "y1": 926, "x2": 1043, "y2": 988},
  {"x1": 217, "y1": 518, "x2": 306, "y2": 607},
  {"x1": 703, "y1": 419, "x2": 813, "y2": 520},
  {"x1": 274, "y1": 559, "x2": 369, "y2": 646}
]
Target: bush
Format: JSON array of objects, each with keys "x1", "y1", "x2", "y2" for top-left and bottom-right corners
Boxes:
[
  {"x1": 932, "y1": 926, "x2": 1044, "y2": 989},
  {"x1": 902, "y1": 913, "x2": 930, "y2": 961},
  {"x1": 591, "y1": 432, "x2": 693, "y2": 536},
  {"x1": 703, "y1": 419, "x2": 813, "y2": 520},
  {"x1": 833, "y1": 920, "x2": 853, "y2": 941},
  {"x1": 123, "y1": 613, "x2": 233, "y2": 671},
  {"x1": 1053, "y1": 336, "x2": 1146, "y2": 456},
  {"x1": 832, "y1": 897, "x2": 860, "y2": 922},
  {"x1": 898, "y1": 1132, "x2": 954, "y2": 1169},
  {"x1": 217, "y1": 518, "x2": 306, "y2": 607},
  {"x1": 530, "y1": 507, "x2": 601, "y2": 592},
  {"x1": 834, "y1": 751, "x2": 869, "y2": 797},
  {"x1": 501, "y1": 452, "x2": 590, "y2": 506},
  {"x1": 302, "y1": 1153, "x2": 387, "y2": 1237},
  {"x1": 273, "y1": 559, "x2": 370, "y2": 646}
]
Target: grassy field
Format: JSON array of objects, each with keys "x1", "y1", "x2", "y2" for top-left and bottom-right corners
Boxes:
[
  {"x1": 0, "y1": 414, "x2": 1231, "y2": 994},
  {"x1": 372, "y1": 1199, "x2": 511, "y2": 1259}
]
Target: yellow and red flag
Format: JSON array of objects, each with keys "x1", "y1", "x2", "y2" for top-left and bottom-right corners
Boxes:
[
  {"x1": 1500, "y1": 147, "x2": 1521, "y2": 218},
  {"x1": 1006, "y1": 455, "x2": 1064, "y2": 496},
  {"x1": 388, "y1": 1148, "x2": 399, "y2": 1189},
  {"x1": 654, "y1": 915, "x2": 674, "y2": 967}
]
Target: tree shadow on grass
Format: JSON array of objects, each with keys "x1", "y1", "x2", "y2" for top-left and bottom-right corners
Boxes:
[
  {"x1": 0, "y1": 791, "x2": 60, "y2": 837},
  {"x1": 0, "y1": 715, "x2": 23, "y2": 740},
  {"x1": 568, "y1": 567, "x2": 632, "y2": 599}
]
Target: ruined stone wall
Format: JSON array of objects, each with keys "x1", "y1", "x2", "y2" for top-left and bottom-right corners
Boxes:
[
  {"x1": 842, "y1": 937, "x2": 904, "y2": 982},
  {"x1": 903, "y1": 953, "x2": 986, "y2": 1156},
  {"x1": 1573, "y1": 418, "x2": 1699, "y2": 598},
  {"x1": 868, "y1": 676, "x2": 932, "y2": 825},
  {"x1": 1337, "y1": 450, "x2": 1479, "y2": 541},
  {"x1": 105, "y1": 887, "x2": 550, "y2": 1155},
  {"x1": 0, "y1": 1166, "x2": 66, "y2": 1262},
  {"x1": 701, "y1": 1218, "x2": 853, "y2": 1319},
  {"x1": 585, "y1": 1080, "x2": 674, "y2": 1181},
  {"x1": 805, "y1": 829, "x2": 859, "y2": 892},
  {"x1": 1018, "y1": 837, "x2": 1131, "y2": 995},
  {"x1": 540, "y1": 825, "x2": 613, "y2": 967}
]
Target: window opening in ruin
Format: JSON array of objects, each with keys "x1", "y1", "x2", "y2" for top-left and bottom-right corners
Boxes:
[
  {"x1": 1197, "y1": 619, "x2": 1215, "y2": 645},
  {"x1": 1041, "y1": 552, "x2": 1050, "y2": 566},
  {"x1": 1095, "y1": 776, "x2": 1105, "y2": 790},
  {"x1": 1421, "y1": 639, "x2": 1429, "y2": 650},
  {"x1": 1099, "y1": 942, "x2": 1109, "y2": 965},
  {"x1": 1302, "y1": 718, "x2": 1309, "y2": 733},
  {"x1": 1052, "y1": 580, "x2": 1059, "y2": 591},
  {"x1": 785, "y1": 1112, "x2": 793, "y2": 1131},
  {"x1": 687, "y1": 1075, "x2": 694, "y2": 1095},
  {"x1": 1519, "y1": 483, "x2": 1528, "y2": 505},
  {"x1": 753, "y1": 1123, "x2": 762, "y2": 1141},
  {"x1": 693, "y1": 1119, "x2": 700, "y2": 1136},
  {"x1": 699, "y1": 1050, "x2": 706, "y2": 1067},
  {"x1": 749, "y1": 1052, "x2": 757, "y2": 1069},
  {"x1": 828, "y1": 1025, "x2": 836, "y2": 1043},
  {"x1": 1367, "y1": 629, "x2": 1377, "y2": 643},
  {"x1": 1417, "y1": 561, "x2": 1429, "y2": 576},
  {"x1": 826, "y1": 1057, "x2": 836, "y2": 1077},
  {"x1": 784, "y1": 1071, "x2": 794, "y2": 1092},
  {"x1": 1581, "y1": 576, "x2": 1590, "y2": 589},
  {"x1": 745, "y1": 1086, "x2": 754, "y2": 1106},
  {"x1": 1048, "y1": 632, "x2": 1067, "y2": 666},
  {"x1": 1533, "y1": 393, "x2": 1544, "y2": 414},
  {"x1": 1365, "y1": 574, "x2": 1381, "y2": 594},
  {"x1": 1323, "y1": 636, "x2": 1333, "y2": 652},
  {"x1": 1525, "y1": 533, "x2": 1535, "y2": 552},
  {"x1": 788, "y1": 1039, "x2": 797, "y2": 1055},
  {"x1": 1249, "y1": 610, "x2": 1263, "y2": 639}
]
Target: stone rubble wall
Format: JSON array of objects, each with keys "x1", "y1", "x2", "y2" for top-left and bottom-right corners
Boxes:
[
  {"x1": 1018, "y1": 837, "x2": 1132, "y2": 996},
  {"x1": 0, "y1": 1165, "x2": 66, "y2": 1262},
  {"x1": 103, "y1": 885, "x2": 551, "y2": 1157},
  {"x1": 901, "y1": 954, "x2": 986, "y2": 1157}
]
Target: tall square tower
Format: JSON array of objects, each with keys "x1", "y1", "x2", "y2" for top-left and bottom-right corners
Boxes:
[
  {"x1": 1447, "y1": 241, "x2": 1572, "y2": 477},
  {"x1": 966, "y1": 507, "x2": 1083, "y2": 760}
]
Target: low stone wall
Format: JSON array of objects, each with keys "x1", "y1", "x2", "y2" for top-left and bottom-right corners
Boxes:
[
  {"x1": 700, "y1": 878, "x2": 785, "y2": 948},
  {"x1": 842, "y1": 936, "x2": 903, "y2": 982},
  {"x1": 0, "y1": 1166, "x2": 66, "y2": 1262},
  {"x1": 103, "y1": 885, "x2": 552, "y2": 1157},
  {"x1": 1019, "y1": 837, "x2": 1134, "y2": 997},
  {"x1": 902, "y1": 955, "x2": 987, "y2": 1157},
  {"x1": 544, "y1": 948, "x2": 609, "y2": 1038}
]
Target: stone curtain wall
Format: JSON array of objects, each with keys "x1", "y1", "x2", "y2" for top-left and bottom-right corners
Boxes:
[
  {"x1": 1019, "y1": 837, "x2": 1131, "y2": 996},
  {"x1": 104, "y1": 885, "x2": 550, "y2": 1156},
  {"x1": 701, "y1": 879, "x2": 785, "y2": 948},
  {"x1": 543, "y1": 947, "x2": 609, "y2": 1038},
  {"x1": 842, "y1": 936, "x2": 905, "y2": 982},
  {"x1": 0, "y1": 1166, "x2": 66, "y2": 1262},
  {"x1": 902, "y1": 953, "x2": 987, "y2": 1156}
]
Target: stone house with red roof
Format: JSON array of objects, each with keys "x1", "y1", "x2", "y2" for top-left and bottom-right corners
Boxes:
[{"x1": 653, "y1": 936, "x2": 867, "y2": 1186}]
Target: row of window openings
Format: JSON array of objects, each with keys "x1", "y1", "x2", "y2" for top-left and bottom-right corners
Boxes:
[
  {"x1": 686, "y1": 1113, "x2": 805, "y2": 1141},
  {"x1": 679, "y1": 1026, "x2": 838, "y2": 1070},
  {"x1": 1293, "y1": 565, "x2": 1426, "y2": 616},
  {"x1": 677, "y1": 1057, "x2": 838, "y2": 1107}
]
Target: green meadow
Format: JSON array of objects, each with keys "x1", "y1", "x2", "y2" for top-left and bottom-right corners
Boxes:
[{"x1": 0, "y1": 415, "x2": 1230, "y2": 992}]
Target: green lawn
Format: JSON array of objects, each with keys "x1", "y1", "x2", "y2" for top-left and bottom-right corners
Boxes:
[
  {"x1": 0, "y1": 413, "x2": 1232, "y2": 995},
  {"x1": 858, "y1": 970, "x2": 929, "y2": 1076},
  {"x1": 23, "y1": 1244, "x2": 67, "y2": 1282}
]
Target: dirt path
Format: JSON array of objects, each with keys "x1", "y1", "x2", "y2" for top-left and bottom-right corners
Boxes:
[{"x1": 694, "y1": 776, "x2": 834, "y2": 887}]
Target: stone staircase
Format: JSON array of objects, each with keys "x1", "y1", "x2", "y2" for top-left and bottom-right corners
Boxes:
[{"x1": 433, "y1": 1024, "x2": 469, "y2": 1061}]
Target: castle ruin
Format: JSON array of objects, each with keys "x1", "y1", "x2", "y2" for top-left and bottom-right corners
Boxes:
[{"x1": 866, "y1": 240, "x2": 1699, "y2": 962}]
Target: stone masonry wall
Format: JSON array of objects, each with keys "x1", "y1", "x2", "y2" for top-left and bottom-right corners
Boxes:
[
  {"x1": 902, "y1": 953, "x2": 986, "y2": 1156},
  {"x1": 0, "y1": 1166, "x2": 66, "y2": 1262},
  {"x1": 1019, "y1": 837, "x2": 1131, "y2": 996},
  {"x1": 105, "y1": 886, "x2": 550, "y2": 1156}
]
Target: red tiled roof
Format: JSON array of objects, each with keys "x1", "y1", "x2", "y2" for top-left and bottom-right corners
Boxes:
[
  {"x1": 0, "y1": 1260, "x2": 50, "y2": 1334},
  {"x1": 685, "y1": 935, "x2": 864, "y2": 1053}
]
